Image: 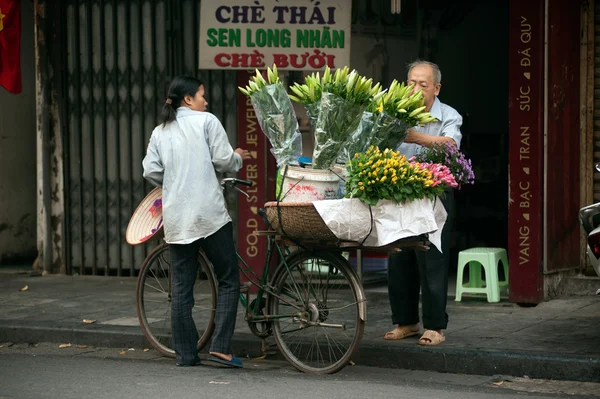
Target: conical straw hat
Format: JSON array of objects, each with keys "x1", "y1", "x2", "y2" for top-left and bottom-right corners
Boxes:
[{"x1": 126, "y1": 187, "x2": 164, "y2": 245}]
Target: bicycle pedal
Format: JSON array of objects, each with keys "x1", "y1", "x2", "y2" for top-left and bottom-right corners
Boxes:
[{"x1": 261, "y1": 340, "x2": 279, "y2": 355}]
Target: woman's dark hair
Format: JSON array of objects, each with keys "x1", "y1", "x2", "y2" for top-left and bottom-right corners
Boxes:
[{"x1": 161, "y1": 75, "x2": 204, "y2": 126}]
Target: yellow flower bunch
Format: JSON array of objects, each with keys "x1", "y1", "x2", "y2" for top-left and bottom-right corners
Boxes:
[{"x1": 345, "y1": 146, "x2": 446, "y2": 206}]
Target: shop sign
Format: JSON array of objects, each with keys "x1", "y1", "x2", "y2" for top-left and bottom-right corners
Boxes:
[
  {"x1": 199, "y1": 0, "x2": 351, "y2": 70},
  {"x1": 236, "y1": 71, "x2": 269, "y2": 285},
  {"x1": 508, "y1": 0, "x2": 545, "y2": 303}
]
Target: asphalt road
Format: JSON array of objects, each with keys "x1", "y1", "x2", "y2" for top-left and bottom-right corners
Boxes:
[{"x1": 0, "y1": 343, "x2": 598, "y2": 399}]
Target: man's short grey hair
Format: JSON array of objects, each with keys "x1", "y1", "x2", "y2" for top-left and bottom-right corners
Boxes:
[{"x1": 407, "y1": 60, "x2": 442, "y2": 85}]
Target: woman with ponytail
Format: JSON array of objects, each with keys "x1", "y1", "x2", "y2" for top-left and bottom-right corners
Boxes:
[{"x1": 143, "y1": 76, "x2": 250, "y2": 368}]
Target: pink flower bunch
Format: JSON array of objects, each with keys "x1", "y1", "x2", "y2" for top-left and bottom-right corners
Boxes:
[
  {"x1": 411, "y1": 161, "x2": 458, "y2": 188},
  {"x1": 412, "y1": 142, "x2": 475, "y2": 189}
]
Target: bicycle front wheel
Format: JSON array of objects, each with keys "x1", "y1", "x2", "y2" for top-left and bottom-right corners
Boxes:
[
  {"x1": 268, "y1": 250, "x2": 366, "y2": 374},
  {"x1": 136, "y1": 243, "x2": 217, "y2": 357}
]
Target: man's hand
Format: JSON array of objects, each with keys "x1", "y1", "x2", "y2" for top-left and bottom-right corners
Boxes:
[
  {"x1": 235, "y1": 148, "x2": 252, "y2": 160},
  {"x1": 404, "y1": 128, "x2": 456, "y2": 148},
  {"x1": 404, "y1": 128, "x2": 420, "y2": 144}
]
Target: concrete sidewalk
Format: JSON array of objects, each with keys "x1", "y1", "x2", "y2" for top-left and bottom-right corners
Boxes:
[{"x1": 0, "y1": 269, "x2": 599, "y2": 382}]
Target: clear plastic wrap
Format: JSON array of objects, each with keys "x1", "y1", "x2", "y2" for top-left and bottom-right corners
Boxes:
[
  {"x1": 250, "y1": 81, "x2": 302, "y2": 166},
  {"x1": 307, "y1": 92, "x2": 366, "y2": 170},
  {"x1": 339, "y1": 111, "x2": 375, "y2": 164},
  {"x1": 369, "y1": 111, "x2": 410, "y2": 151}
]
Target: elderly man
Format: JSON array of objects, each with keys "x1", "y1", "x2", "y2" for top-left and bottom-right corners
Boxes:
[{"x1": 384, "y1": 60, "x2": 462, "y2": 346}]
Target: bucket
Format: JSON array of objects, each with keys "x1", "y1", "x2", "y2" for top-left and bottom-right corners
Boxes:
[
  {"x1": 331, "y1": 164, "x2": 347, "y2": 198},
  {"x1": 280, "y1": 166, "x2": 340, "y2": 203}
]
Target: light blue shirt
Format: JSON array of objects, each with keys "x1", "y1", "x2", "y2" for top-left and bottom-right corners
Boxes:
[
  {"x1": 397, "y1": 97, "x2": 463, "y2": 158},
  {"x1": 142, "y1": 108, "x2": 242, "y2": 244}
]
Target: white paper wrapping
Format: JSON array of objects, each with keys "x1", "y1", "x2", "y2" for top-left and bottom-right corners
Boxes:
[{"x1": 312, "y1": 198, "x2": 447, "y2": 252}]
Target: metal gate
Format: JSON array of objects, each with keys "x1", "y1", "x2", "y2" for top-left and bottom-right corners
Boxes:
[{"x1": 61, "y1": 0, "x2": 237, "y2": 275}]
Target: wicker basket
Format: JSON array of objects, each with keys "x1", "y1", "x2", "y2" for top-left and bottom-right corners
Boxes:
[{"x1": 264, "y1": 201, "x2": 337, "y2": 241}]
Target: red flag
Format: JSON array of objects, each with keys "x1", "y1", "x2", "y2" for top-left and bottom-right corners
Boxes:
[{"x1": 0, "y1": 0, "x2": 21, "y2": 94}]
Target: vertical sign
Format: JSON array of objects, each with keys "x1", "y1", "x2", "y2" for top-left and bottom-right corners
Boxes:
[
  {"x1": 508, "y1": 0, "x2": 545, "y2": 303},
  {"x1": 199, "y1": 0, "x2": 351, "y2": 70},
  {"x1": 237, "y1": 71, "x2": 268, "y2": 285}
]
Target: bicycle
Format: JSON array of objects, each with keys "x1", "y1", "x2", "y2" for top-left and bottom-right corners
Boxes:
[{"x1": 136, "y1": 178, "x2": 368, "y2": 374}]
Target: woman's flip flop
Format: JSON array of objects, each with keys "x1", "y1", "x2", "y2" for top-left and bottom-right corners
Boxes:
[{"x1": 206, "y1": 355, "x2": 244, "y2": 368}]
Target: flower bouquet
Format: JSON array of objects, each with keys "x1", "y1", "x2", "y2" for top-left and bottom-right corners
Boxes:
[
  {"x1": 239, "y1": 65, "x2": 302, "y2": 166},
  {"x1": 369, "y1": 80, "x2": 438, "y2": 151},
  {"x1": 289, "y1": 66, "x2": 382, "y2": 169},
  {"x1": 345, "y1": 146, "x2": 456, "y2": 206},
  {"x1": 336, "y1": 80, "x2": 439, "y2": 165},
  {"x1": 411, "y1": 142, "x2": 475, "y2": 189}
]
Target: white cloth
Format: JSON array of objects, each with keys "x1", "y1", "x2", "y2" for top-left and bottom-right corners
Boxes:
[
  {"x1": 142, "y1": 107, "x2": 242, "y2": 244},
  {"x1": 312, "y1": 198, "x2": 447, "y2": 252},
  {"x1": 397, "y1": 97, "x2": 463, "y2": 158}
]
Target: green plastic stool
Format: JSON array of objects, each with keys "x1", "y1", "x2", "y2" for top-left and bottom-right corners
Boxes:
[{"x1": 455, "y1": 247, "x2": 509, "y2": 303}]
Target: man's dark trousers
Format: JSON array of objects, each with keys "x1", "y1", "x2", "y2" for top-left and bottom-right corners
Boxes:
[{"x1": 387, "y1": 190, "x2": 454, "y2": 330}]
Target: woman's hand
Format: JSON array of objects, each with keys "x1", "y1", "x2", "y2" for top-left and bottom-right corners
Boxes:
[{"x1": 235, "y1": 148, "x2": 252, "y2": 160}]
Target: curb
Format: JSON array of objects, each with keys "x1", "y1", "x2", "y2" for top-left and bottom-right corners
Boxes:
[
  {"x1": 1, "y1": 321, "x2": 599, "y2": 382},
  {"x1": 0, "y1": 322, "x2": 148, "y2": 350},
  {"x1": 351, "y1": 343, "x2": 600, "y2": 382}
]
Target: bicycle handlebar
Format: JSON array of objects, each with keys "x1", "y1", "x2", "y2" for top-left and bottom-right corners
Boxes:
[{"x1": 220, "y1": 178, "x2": 253, "y2": 187}]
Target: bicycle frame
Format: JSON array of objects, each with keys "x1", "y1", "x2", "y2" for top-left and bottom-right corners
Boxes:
[
  {"x1": 223, "y1": 177, "x2": 364, "y2": 326},
  {"x1": 236, "y1": 237, "x2": 362, "y2": 328},
  {"x1": 236, "y1": 234, "x2": 299, "y2": 322}
]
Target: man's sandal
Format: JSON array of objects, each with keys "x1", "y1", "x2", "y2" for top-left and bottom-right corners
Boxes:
[
  {"x1": 418, "y1": 330, "x2": 445, "y2": 346},
  {"x1": 384, "y1": 326, "x2": 420, "y2": 340}
]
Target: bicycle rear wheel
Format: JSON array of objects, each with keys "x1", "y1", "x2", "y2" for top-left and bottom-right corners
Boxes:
[
  {"x1": 136, "y1": 243, "x2": 217, "y2": 357},
  {"x1": 268, "y1": 250, "x2": 366, "y2": 374}
]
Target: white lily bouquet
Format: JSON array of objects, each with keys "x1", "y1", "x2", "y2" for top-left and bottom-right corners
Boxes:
[
  {"x1": 368, "y1": 79, "x2": 437, "y2": 151},
  {"x1": 238, "y1": 65, "x2": 302, "y2": 166},
  {"x1": 288, "y1": 67, "x2": 382, "y2": 170},
  {"x1": 341, "y1": 80, "x2": 438, "y2": 164}
]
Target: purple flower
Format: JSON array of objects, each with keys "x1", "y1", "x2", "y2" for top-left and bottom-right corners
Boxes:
[{"x1": 414, "y1": 142, "x2": 475, "y2": 189}]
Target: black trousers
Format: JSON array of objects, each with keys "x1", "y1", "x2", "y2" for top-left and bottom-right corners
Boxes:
[
  {"x1": 169, "y1": 222, "x2": 240, "y2": 366},
  {"x1": 387, "y1": 191, "x2": 454, "y2": 331}
]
